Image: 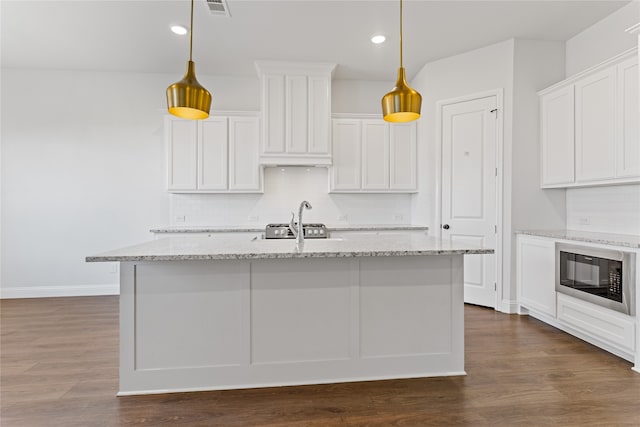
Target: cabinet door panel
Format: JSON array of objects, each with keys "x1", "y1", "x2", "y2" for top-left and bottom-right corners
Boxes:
[
  {"x1": 541, "y1": 86, "x2": 575, "y2": 186},
  {"x1": 575, "y1": 67, "x2": 616, "y2": 182},
  {"x1": 389, "y1": 122, "x2": 417, "y2": 190},
  {"x1": 517, "y1": 236, "x2": 555, "y2": 317},
  {"x1": 198, "y1": 118, "x2": 228, "y2": 190},
  {"x1": 167, "y1": 118, "x2": 198, "y2": 191},
  {"x1": 263, "y1": 75, "x2": 286, "y2": 154},
  {"x1": 616, "y1": 57, "x2": 639, "y2": 178},
  {"x1": 229, "y1": 117, "x2": 261, "y2": 191},
  {"x1": 286, "y1": 75, "x2": 308, "y2": 153},
  {"x1": 331, "y1": 120, "x2": 361, "y2": 190},
  {"x1": 308, "y1": 76, "x2": 331, "y2": 154},
  {"x1": 361, "y1": 120, "x2": 389, "y2": 190}
]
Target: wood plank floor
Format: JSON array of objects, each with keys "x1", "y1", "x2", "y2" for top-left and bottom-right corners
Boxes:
[{"x1": 1, "y1": 296, "x2": 639, "y2": 426}]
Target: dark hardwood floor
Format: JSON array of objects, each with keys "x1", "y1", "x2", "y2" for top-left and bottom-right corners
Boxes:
[{"x1": 1, "y1": 296, "x2": 639, "y2": 426}]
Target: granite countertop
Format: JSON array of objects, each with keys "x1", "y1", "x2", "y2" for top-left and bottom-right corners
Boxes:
[
  {"x1": 87, "y1": 234, "x2": 492, "y2": 262},
  {"x1": 149, "y1": 225, "x2": 429, "y2": 233},
  {"x1": 516, "y1": 229, "x2": 640, "y2": 248}
]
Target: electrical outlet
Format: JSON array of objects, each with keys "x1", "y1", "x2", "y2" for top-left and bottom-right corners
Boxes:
[
  {"x1": 174, "y1": 215, "x2": 186, "y2": 223},
  {"x1": 393, "y1": 213, "x2": 404, "y2": 221},
  {"x1": 248, "y1": 215, "x2": 259, "y2": 222},
  {"x1": 337, "y1": 214, "x2": 348, "y2": 221},
  {"x1": 578, "y1": 216, "x2": 590, "y2": 225}
]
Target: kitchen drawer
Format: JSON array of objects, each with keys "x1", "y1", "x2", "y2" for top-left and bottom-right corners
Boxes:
[{"x1": 557, "y1": 293, "x2": 635, "y2": 354}]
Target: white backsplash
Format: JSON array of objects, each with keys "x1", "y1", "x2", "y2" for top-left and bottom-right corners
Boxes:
[
  {"x1": 170, "y1": 167, "x2": 413, "y2": 226},
  {"x1": 566, "y1": 184, "x2": 640, "y2": 235}
]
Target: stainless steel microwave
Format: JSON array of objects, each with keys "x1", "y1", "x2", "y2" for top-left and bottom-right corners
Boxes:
[{"x1": 556, "y1": 244, "x2": 636, "y2": 315}]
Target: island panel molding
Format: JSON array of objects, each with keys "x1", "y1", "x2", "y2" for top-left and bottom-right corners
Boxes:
[{"x1": 118, "y1": 255, "x2": 464, "y2": 395}]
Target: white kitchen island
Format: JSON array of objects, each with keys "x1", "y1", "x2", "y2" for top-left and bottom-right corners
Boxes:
[{"x1": 87, "y1": 234, "x2": 493, "y2": 396}]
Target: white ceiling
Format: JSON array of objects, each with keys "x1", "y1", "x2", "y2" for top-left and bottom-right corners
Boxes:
[{"x1": 1, "y1": 0, "x2": 631, "y2": 81}]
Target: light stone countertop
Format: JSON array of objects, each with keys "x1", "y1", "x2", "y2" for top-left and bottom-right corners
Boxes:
[
  {"x1": 149, "y1": 225, "x2": 429, "y2": 233},
  {"x1": 87, "y1": 233, "x2": 492, "y2": 262},
  {"x1": 516, "y1": 229, "x2": 640, "y2": 248}
]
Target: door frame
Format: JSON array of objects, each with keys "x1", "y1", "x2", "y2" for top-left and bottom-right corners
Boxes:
[{"x1": 435, "y1": 89, "x2": 504, "y2": 311}]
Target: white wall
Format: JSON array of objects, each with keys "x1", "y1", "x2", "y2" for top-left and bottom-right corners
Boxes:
[
  {"x1": 1, "y1": 68, "x2": 408, "y2": 297},
  {"x1": 566, "y1": 185, "x2": 640, "y2": 235},
  {"x1": 566, "y1": 1, "x2": 639, "y2": 76},
  {"x1": 171, "y1": 167, "x2": 412, "y2": 227},
  {"x1": 511, "y1": 39, "x2": 567, "y2": 232},
  {"x1": 410, "y1": 38, "x2": 568, "y2": 312},
  {"x1": 410, "y1": 40, "x2": 516, "y2": 310}
]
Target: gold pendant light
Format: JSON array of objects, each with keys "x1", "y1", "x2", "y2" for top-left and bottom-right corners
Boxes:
[
  {"x1": 381, "y1": 0, "x2": 422, "y2": 123},
  {"x1": 166, "y1": 0, "x2": 212, "y2": 120}
]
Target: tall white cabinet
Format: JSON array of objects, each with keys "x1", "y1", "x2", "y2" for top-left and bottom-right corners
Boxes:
[
  {"x1": 330, "y1": 116, "x2": 417, "y2": 193},
  {"x1": 255, "y1": 61, "x2": 336, "y2": 166},
  {"x1": 165, "y1": 114, "x2": 262, "y2": 193},
  {"x1": 539, "y1": 49, "x2": 639, "y2": 188}
]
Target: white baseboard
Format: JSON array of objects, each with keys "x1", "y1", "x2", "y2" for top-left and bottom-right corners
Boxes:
[
  {"x1": 0, "y1": 284, "x2": 119, "y2": 299},
  {"x1": 499, "y1": 299, "x2": 519, "y2": 314}
]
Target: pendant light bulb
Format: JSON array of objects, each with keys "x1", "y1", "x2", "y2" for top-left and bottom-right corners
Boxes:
[
  {"x1": 166, "y1": 0, "x2": 212, "y2": 120},
  {"x1": 382, "y1": 0, "x2": 421, "y2": 123}
]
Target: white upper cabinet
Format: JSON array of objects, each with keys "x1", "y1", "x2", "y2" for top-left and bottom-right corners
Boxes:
[
  {"x1": 198, "y1": 118, "x2": 228, "y2": 191},
  {"x1": 361, "y1": 120, "x2": 389, "y2": 190},
  {"x1": 228, "y1": 117, "x2": 261, "y2": 191},
  {"x1": 167, "y1": 119, "x2": 198, "y2": 191},
  {"x1": 255, "y1": 61, "x2": 336, "y2": 166},
  {"x1": 540, "y1": 85, "x2": 575, "y2": 186},
  {"x1": 539, "y1": 49, "x2": 639, "y2": 188},
  {"x1": 165, "y1": 114, "x2": 263, "y2": 193},
  {"x1": 331, "y1": 116, "x2": 417, "y2": 193},
  {"x1": 331, "y1": 119, "x2": 361, "y2": 191},
  {"x1": 575, "y1": 67, "x2": 617, "y2": 183},
  {"x1": 389, "y1": 122, "x2": 418, "y2": 190},
  {"x1": 616, "y1": 56, "x2": 639, "y2": 178}
]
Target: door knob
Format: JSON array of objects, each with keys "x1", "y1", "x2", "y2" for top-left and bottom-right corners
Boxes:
[{"x1": 442, "y1": 224, "x2": 450, "y2": 230}]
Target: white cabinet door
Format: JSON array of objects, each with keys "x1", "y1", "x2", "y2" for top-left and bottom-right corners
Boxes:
[
  {"x1": 308, "y1": 76, "x2": 331, "y2": 155},
  {"x1": 286, "y1": 75, "x2": 308, "y2": 153},
  {"x1": 198, "y1": 118, "x2": 228, "y2": 191},
  {"x1": 540, "y1": 85, "x2": 575, "y2": 186},
  {"x1": 361, "y1": 120, "x2": 389, "y2": 190},
  {"x1": 616, "y1": 56, "x2": 639, "y2": 178},
  {"x1": 389, "y1": 122, "x2": 417, "y2": 190},
  {"x1": 262, "y1": 74, "x2": 286, "y2": 154},
  {"x1": 331, "y1": 119, "x2": 361, "y2": 190},
  {"x1": 229, "y1": 117, "x2": 261, "y2": 191},
  {"x1": 166, "y1": 118, "x2": 198, "y2": 191},
  {"x1": 575, "y1": 67, "x2": 617, "y2": 182},
  {"x1": 517, "y1": 235, "x2": 556, "y2": 317}
]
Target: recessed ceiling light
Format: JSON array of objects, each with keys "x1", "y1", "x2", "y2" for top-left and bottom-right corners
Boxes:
[
  {"x1": 371, "y1": 35, "x2": 386, "y2": 44},
  {"x1": 171, "y1": 25, "x2": 188, "y2": 36}
]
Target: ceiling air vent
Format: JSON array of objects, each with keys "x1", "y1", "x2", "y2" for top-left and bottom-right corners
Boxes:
[{"x1": 206, "y1": 0, "x2": 231, "y2": 17}]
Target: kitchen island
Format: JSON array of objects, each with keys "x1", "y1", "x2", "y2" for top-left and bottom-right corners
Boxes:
[{"x1": 87, "y1": 234, "x2": 493, "y2": 396}]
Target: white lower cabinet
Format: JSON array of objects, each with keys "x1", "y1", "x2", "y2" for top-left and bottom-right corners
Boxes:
[
  {"x1": 330, "y1": 117, "x2": 417, "y2": 193},
  {"x1": 165, "y1": 115, "x2": 262, "y2": 193},
  {"x1": 517, "y1": 233, "x2": 637, "y2": 363},
  {"x1": 517, "y1": 235, "x2": 556, "y2": 317},
  {"x1": 557, "y1": 293, "x2": 635, "y2": 356}
]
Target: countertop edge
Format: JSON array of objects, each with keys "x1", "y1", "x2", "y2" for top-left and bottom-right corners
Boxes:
[
  {"x1": 150, "y1": 225, "x2": 430, "y2": 233},
  {"x1": 515, "y1": 229, "x2": 640, "y2": 249},
  {"x1": 86, "y1": 248, "x2": 493, "y2": 263}
]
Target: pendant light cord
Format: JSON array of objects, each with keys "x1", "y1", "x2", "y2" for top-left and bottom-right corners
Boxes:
[
  {"x1": 189, "y1": 0, "x2": 194, "y2": 62},
  {"x1": 399, "y1": 0, "x2": 403, "y2": 68}
]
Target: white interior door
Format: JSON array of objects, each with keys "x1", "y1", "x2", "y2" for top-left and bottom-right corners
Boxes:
[{"x1": 441, "y1": 95, "x2": 497, "y2": 308}]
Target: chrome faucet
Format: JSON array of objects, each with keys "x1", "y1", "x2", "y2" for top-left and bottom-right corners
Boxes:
[{"x1": 289, "y1": 200, "x2": 312, "y2": 245}]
